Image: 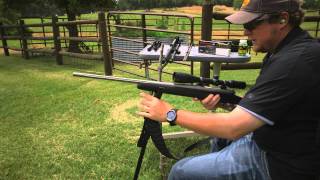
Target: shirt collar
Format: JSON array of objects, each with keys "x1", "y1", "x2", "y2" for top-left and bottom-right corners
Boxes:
[{"x1": 272, "y1": 26, "x2": 304, "y2": 55}]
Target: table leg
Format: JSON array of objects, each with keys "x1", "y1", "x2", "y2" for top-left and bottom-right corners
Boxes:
[
  {"x1": 213, "y1": 62, "x2": 221, "y2": 80},
  {"x1": 144, "y1": 59, "x2": 150, "y2": 80}
]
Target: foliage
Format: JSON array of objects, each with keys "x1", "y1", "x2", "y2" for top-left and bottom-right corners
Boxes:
[
  {"x1": 156, "y1": 16, "x2": 169, "y2": 29},
  {"x1": 215, "y1": 0, "x2": 233, "y2": 6},
  {"x1": 0, "y1": 0, "x2": 31, "y2": 24},
  {"x1": 116, "y1": 0, "x2": 199, "y2": 10},
  {"x1": 232, "y1": 0, "x2": 242, "y2": 9},
  {"x1": 53, "y1": 0, "x2": 116, "y2": 16},
  {"x1": 229, "y1": 0, "x2": 320, "y2": 10},
  {"x1": 0, "y1": 0, "x2": 117, "y2": 24},
  {"x1": 302, "y1": 0, "x2": 320, "y2": 9}
]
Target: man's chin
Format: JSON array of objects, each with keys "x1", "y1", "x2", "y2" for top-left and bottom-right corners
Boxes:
[{"x1": 252, "y1": 46, "x2": 267, "y2": 53}]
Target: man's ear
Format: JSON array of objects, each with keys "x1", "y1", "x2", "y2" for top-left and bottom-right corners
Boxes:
[{"x1": 279, "y1": 12, "x2": 289, "y2": 28}]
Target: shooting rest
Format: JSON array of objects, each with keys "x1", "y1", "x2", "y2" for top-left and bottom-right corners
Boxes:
[{"x1": 139, "y1": 44, "x2": 251, "y2": 79}]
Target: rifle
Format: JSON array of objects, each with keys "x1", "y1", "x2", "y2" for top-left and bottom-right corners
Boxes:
[
  {"x1": 147, "y1": 41, "x2": 161, "y2": 52},
  {"x1": 73, "y1": 72, "x2": 243, "y2": 180},
  {"x1": 161, "y1": 36, "x2": 181, "y2": 65},
  {"x1": 158, "y1": 37, "x2": 182, "y2": 81}
]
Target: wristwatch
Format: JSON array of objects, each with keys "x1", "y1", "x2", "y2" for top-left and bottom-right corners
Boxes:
[{"x1": 166, "y1": 109, "x2": 178, "y2": 126}]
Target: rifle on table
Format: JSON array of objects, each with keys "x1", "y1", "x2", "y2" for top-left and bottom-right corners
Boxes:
[
  {"x1": 73, "y1": 72, "x2": 244, "y2": 180},
  {"x1": 158, "y1": 37, "x2": 182, "y2": 81},
  {"x1": 161, "y1": 36, "x2": 181, "y2": 65},
  {"x1": 147, "y1": 41, "x2": 161, "y2": 52}
]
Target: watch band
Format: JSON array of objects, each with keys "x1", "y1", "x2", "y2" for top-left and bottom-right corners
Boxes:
[{"x1": 168, "y1": 109, "x2": 178, "y2": 126}]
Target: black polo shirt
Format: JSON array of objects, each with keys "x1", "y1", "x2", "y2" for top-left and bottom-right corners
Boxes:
[{"x1": 239, "y1": 27, "x2": 320, "y2": 178}]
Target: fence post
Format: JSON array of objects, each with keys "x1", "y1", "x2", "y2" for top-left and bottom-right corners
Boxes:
[
  {"x1": 200, "y1": 0, "x2": 213, "y2": 78},
  {"x1": 52, "y1": 15, "x2": 63, "y2": 65},
  {"x1": 106, "y1": 13, "x2": 114, "y2": 65},
  {"x1": 190, "y1": 17, "x2": 195, "y2": 75},
  {"x1": 98, "y1": 11, "x2": 113, "y2": 76},
  {"x1": 316, "y1": 17, "x2": 319, "y2": 38},
  {"x1": 141, "y1": 14, "x2": 147, "y2": 47},
  {"x1": 41, "y1": 17, "x2": 47, "y2": 47},
  {"x1": 0, "y1": 22, "x2": 9, "y2": 56},
  {"x1": 140, "y1": 13, "x2": 151, "y2": 79},
  {"x1": 19, "y1": 20, "x2": 29, "y2": 59}
]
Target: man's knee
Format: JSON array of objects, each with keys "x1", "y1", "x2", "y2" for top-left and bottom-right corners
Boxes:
[
  {"x1": 168, "y1": 158, "x2": 201, "y2": 180},
  {"x1": 167, "y1": 162, "x2": 181, "y2": 180},
  {"x1": 168, "y1": 159, "x2": 188, "y2": 180}
]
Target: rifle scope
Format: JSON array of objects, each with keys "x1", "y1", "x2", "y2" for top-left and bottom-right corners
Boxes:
[{"x1": 173, "y1": 72, "x2": 246, "y2": 89}]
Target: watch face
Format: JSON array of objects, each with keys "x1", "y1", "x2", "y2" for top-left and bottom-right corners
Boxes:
[{"x1": 167, "y1": 111, "x2": 176, "y2": 122}]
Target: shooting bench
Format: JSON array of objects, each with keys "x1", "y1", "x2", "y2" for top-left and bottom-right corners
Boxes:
[{"x1": 139, "y1": 44, "x2": 251, "y2": 79}]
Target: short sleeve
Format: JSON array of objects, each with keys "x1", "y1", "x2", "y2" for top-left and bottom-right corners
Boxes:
[{"x1": 239, "y1": 52, "x2": 313, "y2": 124}]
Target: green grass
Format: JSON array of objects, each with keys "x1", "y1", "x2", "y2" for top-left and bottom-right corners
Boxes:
[{"x1": 0, "y1": 54, "x2": 261, "y2": 179}]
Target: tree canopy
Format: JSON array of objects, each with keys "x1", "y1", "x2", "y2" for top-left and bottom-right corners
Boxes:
[
  {"x1": 1, "y1": 0, "x2": 319, "y2": 24},
  {"x1": 0, "y1": 0, "x2": 117, "y2": 24}
]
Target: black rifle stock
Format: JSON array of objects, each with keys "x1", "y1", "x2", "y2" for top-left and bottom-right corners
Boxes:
[
  {"x1": 137, "y1": 82, "x2": 241, "y2": 104},
  {"x1": 72, "y1": 72, "x2": 241, "y2": 180}
]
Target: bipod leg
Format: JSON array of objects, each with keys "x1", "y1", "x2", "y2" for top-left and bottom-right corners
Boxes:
[
  {"x1": 133, "y1": 120, "x2": 150, "y2": 180},
  {"x1": 133, "y1": 91, "x2": 162, "y2": 180},
  {"x1": 133, "y1": 149, "x2": 145, "y2": 180}
]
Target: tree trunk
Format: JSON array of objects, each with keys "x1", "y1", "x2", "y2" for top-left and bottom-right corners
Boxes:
[{"x1": 66, "y1": 7, "x2": 81, "y2": 53}]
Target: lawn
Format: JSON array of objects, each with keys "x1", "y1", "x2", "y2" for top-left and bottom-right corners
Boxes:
[{"x1": 0, "y1": 54, "x2": 261, "y2": 179}]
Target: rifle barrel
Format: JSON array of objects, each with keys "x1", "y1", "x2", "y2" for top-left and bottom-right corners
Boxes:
[{"x1": 73, "y1": 72, "x2": 172, "y2": 85}]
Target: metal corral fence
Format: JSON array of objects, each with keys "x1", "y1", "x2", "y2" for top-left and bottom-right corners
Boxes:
[
  {"x1": 106, "y1": 11, "x2": 195, "y2": 80},
  {"x1": 0, "y1": 11, "x2": 319, "y2": 76}
]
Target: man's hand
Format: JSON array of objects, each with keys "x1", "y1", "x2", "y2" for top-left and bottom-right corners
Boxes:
[
  {"x1": 195, "y1": 94, "x2": 235, "y2": 111},
  {"x1": 194, "y1": 94, "x2": 221, "y2": 110},
  {"x1": 137, "y1": 92, "x2": 173, "y2": 122}
]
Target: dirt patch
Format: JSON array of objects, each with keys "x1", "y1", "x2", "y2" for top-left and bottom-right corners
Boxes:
[
  {"x1": 174, "y1": 5, "x2": 203, "y2": 15},
  {"x1": 213, "y1": 5, "x2": 236, "y2": 14},
  {"x1": 109, "y1": 99, "x2": 140, "y2": 124},
  {"x1": 108, "y1": 98, "x2": 143, "y2": 143},
  {"x1": 172, "y1": 5, "x2": 236, "y2": 15}
]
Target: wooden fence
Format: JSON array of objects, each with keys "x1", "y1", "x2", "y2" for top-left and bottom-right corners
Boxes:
[
  {"x1": 0, "y1": 12, "x2": 112, "y2": 75},
  {"x1": 0, "y1": 11, "x2": 319, "y2": 76}
]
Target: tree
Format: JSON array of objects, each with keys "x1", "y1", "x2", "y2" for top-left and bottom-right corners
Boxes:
[
  {"x1": 53, "y1": 0, "x2": 117, "y2": 52},
  {"x1": 0, "y1": 0, "x2": 35, "y2": 24},
  {"x1": 302, "y1": 0, "x2": 320, "y2": 9},
  {"x1": 116, "y1": 0, "x2": 200, "y2": 10}
]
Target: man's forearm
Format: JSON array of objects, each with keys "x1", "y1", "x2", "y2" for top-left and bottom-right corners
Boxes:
[
  {"x1": 175, "y1": 110, "x2": 235, "y2": 139},
  {"x1": 175, "y1": 107, "x2": 265, "y2": 140}
]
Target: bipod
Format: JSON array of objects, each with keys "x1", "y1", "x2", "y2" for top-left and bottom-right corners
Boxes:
[
  {"x1": 134, "y1": 91, "x2": 162, "y2": 180},
  {"x1": 133, "y1": 90, "x2": 178, "y2": 180}
]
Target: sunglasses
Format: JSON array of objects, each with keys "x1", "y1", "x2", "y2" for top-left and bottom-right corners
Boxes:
[{"x1": 243, "y1": 18, "x2": 268, "y2": 31}]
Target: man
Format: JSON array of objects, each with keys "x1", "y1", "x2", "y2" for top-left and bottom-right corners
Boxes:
[{"x1": 138, "y1": 0, "x2": 320, "y2": 179}]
